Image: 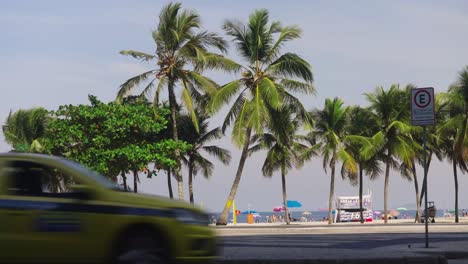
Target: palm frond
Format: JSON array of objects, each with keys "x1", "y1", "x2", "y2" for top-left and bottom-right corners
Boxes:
[
  {"x1": 198, "y1": 127, "x2": 223, "y2": 144},
  {"x1": 202, "y1": 145, "x2": 231, "y2": 165},
  {"x1": 300, "y1": 143, "x2": 321, "y2": 162},
  {"x1": 337, "y1": 147, "x2": 357, "y2": 176},
  {"x1": 181, "y1": 81, "x2": 199, "y2": 133},
  {"x1": 193, "y1": 154, "x2": 214, "y2": 178},
  {"x1": 194, "y1": 53, "x2": 243, "y2": 73},
  {"x1": 248, "y1": 143, "x2": 263, "y2": 156},
  {"x1": 249, "y1": 87, "x2": 269, "y2": 134},
  {"x1": 119, "y1": 50, "x2": 155, "y2": 62},
  {"x1": 279, "y1": 89, "x2": 313, "y2": 125},
  {"x1": 258, "y1": 77, "x2": 281, "y2": 109},
  {"x1": 247, "y1": 9, "x2": 271, "y2": 63},
  {"x1": 280, "y1": 79, "x2": 315, "y2": 94},
  {"x1": 152, "y1": 77, "x2": 167, "y2": 118},
  {"x1": 232, "y1": 99, "x2": 251, "y2": 146},
  {"x1": 223, "y1": 19, "x2": 250, "y2": 61},
  {"x1": 117, "y1": 70, "x2": 155, "y2": 103},
  {"x1": 261, "y1": 148, "x2": 282, "y2": 177},
  {"x1": 139, "y1": 78, "x2": 157, "y2": 98},
  {"x1": 267, "y1": 25, "x2": 302, "y2": 62},
  {"x1": 209, "y1": 80, "x2": 243, "y2": 114},
  {"x1": 267, "y1": 52, "x2": 313, "y2": 82},
  {"x1": 185, "y1": 71, "x2": 218, "y2": 95},
  {"x1": 222, "y1": 91, "x2": 246, "y2": 133}
]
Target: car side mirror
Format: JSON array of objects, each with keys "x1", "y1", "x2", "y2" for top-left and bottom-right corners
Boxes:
[{"x1": 71, "y1": 185, "x2": 95, "y2": 200}]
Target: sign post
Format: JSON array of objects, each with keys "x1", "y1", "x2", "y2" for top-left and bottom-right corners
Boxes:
[{"x1": 411, "y1": 87, "x2": 435, "y2": 248}]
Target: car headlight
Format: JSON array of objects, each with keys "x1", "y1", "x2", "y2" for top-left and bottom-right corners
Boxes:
[{"x1": 172, "y1": 208, "x2": 210, "y2": 226}]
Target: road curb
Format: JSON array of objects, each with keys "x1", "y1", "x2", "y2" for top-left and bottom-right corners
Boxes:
[
  {"x1": 416, "y1": 250, "x2": 468, "y2": 260},
  {"x1": 215, "y1": 256, "x2": 448, "y2": 264}
]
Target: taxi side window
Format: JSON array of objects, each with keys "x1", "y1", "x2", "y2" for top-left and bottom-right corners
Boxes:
[{"x1": 6, "y1": 161, "x2": 81, "y2": 198}]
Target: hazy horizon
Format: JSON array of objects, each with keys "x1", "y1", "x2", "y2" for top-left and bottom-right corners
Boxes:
[{"x1": 2, "y1": 0, "x2": 468, "y2": 213}]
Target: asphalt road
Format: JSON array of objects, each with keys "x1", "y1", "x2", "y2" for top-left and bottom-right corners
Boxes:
[{"x1": 218, "y1": 232, "x2": 468, "y2": 263}]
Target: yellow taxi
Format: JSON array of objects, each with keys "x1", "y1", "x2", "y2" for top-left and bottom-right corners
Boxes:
[{"x1": 0, "y1": 153, "x2": 217, "y2": 264}]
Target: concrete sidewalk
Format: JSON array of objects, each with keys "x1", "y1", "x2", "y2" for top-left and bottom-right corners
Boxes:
[{"x1": 214, "y1": 224, "x2": 468, "y2": 264}]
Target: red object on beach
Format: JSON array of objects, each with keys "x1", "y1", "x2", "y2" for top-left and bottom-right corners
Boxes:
[{"x1": 273, "y1": 206, "x2": 285, "y2": 212}]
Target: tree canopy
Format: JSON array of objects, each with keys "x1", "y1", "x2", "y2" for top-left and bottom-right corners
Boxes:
[{"x1": 43, "y1": 95, "x2": 190, "y2": 179}]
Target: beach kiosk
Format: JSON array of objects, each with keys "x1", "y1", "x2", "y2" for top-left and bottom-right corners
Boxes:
[{"x1": 335, "y1": 193, "x2": 373, "y2": 222}]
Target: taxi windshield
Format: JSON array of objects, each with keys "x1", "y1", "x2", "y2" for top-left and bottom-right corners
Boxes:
[{"x1": 59, "y1": 158, "x2": 123, "y2": 191}]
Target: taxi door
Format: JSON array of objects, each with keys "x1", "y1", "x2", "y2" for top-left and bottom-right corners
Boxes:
[
  {"x1": 0, "y1": 159, "x2": 96, "y2": 263},
  {"x1": 0, "y1": 161, "x2": 35, "y2": 262}
]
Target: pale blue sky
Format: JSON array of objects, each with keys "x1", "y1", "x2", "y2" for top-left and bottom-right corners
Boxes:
[{"x1": 2, "y1": 0, "x2": 468, "y2": 212}]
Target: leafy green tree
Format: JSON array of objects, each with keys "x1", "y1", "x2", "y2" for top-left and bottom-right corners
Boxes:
[
  {"x1": 342, "y1": 106, "x2": 383, "y2": 223},
  {"x1": 178, "y1": 112, "x2": 231, "y2": 204},
  {"x1": 309, "y1": 97, "x2": 356, "y2": 224},
  {"x1": 44, "y1": 96, "x2": 190, "y2": 188},
  {"x1": 116, "y1": 2, "x2": 235, "y2": 199},
  {"x1": 2, "y1": 107, "x2": 49, "y2": 152},
  {"x1": 210, "y1": 9, "x2": 314, "y2": 225},
  {"x1": 365, "y1": 85, "x2": 416, "y2": 224},
  {"x1": 249, "y1": 106, "x2": 308, "y2": 224}
]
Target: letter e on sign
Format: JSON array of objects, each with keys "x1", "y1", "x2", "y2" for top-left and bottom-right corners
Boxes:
[{"x1": 411, "y1": 87, "x2": 435, "y2": 126}]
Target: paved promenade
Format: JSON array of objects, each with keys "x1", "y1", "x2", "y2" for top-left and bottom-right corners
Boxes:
[{"x1": 214, "y1": 222, "x2": 468, "y2": 264}]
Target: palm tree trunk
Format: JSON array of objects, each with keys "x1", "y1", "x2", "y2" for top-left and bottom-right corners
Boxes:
[
  {"x1": 133, "y1": 170, "x2": 138, "y2": 193},
  {"x1": 167, "y1": 169, "x2": 173, "y2": 199},
  {"x1": 217, "y1": 127, "x2": 252, "y2": 225},
  {"x1": 168, "y1": 79, "x2": 184, "y2": 200},
  {"x1": 412, "y1": 159, "x2": 421, "y2": 223},
  {"x1": 328, "y1": 158, "x2": 336, "y2": 225},
  {"x1": 189, "y1": 157, "x2": 194, "y2": 204},
  {"x1": 419, "y1": 153, "x2": 433, "y2": 207},
  {"x1": 384, "y1": 149, "x2": 391, "y2": 224},
  {"x1": 359, "y1": 165, "x2": 364, "y2": 224},
  {"x1": 453, "y1": 159, "x2": 459, "y2": 223},
  {"x1": 281, "y1": 163, "x2": 290, "y2": 225},
  {"x1": 121, "y1": 171, "x2": 128, "y2": 192}
]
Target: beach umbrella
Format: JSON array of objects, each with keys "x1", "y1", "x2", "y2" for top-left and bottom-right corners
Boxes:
[
  {"x1": 242, "y1": 210, "x2": 257, "y2": 214},
  {"x1": 374, "y1": 211, "x2": 382, "y2": 215},
  {"x1": 302, "y1": 211, "x2": 312, "y2": 215},
  {"x1": 389, "y1": 210, "x2": 400, "y2": 217},
  {"x1": 396, "y1": 207, "x2": 408, "y2": 211},
  {"x1": 286, "y1": 200, "x2": 302, "y2": 208}
]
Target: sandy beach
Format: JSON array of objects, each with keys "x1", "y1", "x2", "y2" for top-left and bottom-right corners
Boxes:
[{"x1": 216, "y1": 216, "x2": 468, "y2": 226}]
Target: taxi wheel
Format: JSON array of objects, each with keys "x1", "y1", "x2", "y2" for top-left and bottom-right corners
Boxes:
[{"x1": 116, "y1": 235, "x2": 166, "y2": 264}]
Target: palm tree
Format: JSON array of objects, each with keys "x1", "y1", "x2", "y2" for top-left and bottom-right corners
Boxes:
[
  {"x1": 438, "y1": 69, "x2": 468, "y2": 223},
  {"x1": 342, "y1": 106, "x2": 383, "y2": 223},
  {"x1": 440, "y1": 66, "x2": 468, "y2": 223},
  {"x1": 116, "y1": 3, "x2": 235, "y2": 200},
  {"x1": 178, "y1": 112, "x2": 231, "y2": 204},
  {"x1": 309, "y1": 97, "x2": 356, "y2": 224},
  {"x1": 249, "y1": 106, "x2": 308, "y2": 224},
  {"x1": 404, "y1": 95, "x2": 445, "y2": 223},
  {"x1": 436, "y1": 118, "x2": 460, "y2": 222},
  {"x1": 365, "y1": 85, "x2": 416, "y2": 224},
  {"x1": 2, "y1": 107, "x2": 49, "y2": 152},
  {"x1": 210, "y1": 9, "x2": 314, "y2": 225}
]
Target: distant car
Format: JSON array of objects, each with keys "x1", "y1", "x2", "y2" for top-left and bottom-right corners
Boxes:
[{"x1": 0, "y1": 153, "x2": 217, "y2": 264}]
